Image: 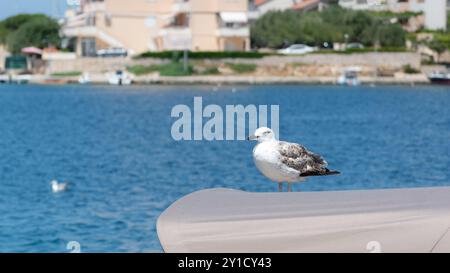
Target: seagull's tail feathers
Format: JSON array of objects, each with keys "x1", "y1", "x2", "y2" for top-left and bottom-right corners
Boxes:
[{"x1": 300, "y1": 168, "x2": 340, "y2": 177}]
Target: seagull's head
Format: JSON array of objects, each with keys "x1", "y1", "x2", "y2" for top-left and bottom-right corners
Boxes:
[{"x1": 247, "y1": 127, "x2": 276, "y2": 142}]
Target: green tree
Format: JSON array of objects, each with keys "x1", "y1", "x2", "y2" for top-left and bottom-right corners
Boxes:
[
  {"x1": 5, "y1": 15, "x2": 60, "y2": 53},
  {"x1": 1, "y1": 14, "x2": 47, "y2": 42},
  {"x1": 428, "y1": 40, "x2": 447, "y2": 54},
  {"x1": 251, "y1": 10, "x2": 301, "y2": 48},
  {"x1": 0, "y1": 23, "x2": 7, "y2": 44},
  {"x1": 361, "y1": 22, "x2": 405, "y2": 47},
  {"x1": 377, "y1": 24, "x2": 405, "y2": 47},
  {"x1": 345, "y1": 11, "x2": 374, "y2": 43},
  {"x1": 250, "y1": 5, "x2": 407, "y2": 49}
]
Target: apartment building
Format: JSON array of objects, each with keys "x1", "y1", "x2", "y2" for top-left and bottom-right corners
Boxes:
[
  {"x1": 248, "y1": 0, "x2": 324, "y2": 20},
  {"x1": 338, "y1": 0, "x2": 447, "y2": 30},
  {"x1": 62, "y1": 0, "x2": 250, "y2": 57}
]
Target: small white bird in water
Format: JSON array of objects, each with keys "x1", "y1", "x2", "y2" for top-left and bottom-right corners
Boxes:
[
  {"x1": 248, "y1": 127, "x2": 340, "y2": 192},
  {"x1": 51, "y1": 180, "x2": 68, "y2": 193}
]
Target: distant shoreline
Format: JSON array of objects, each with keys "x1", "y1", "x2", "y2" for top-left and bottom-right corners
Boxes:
[{"x1": 11, "y1": 74, "x2": 432, "y2": 86}]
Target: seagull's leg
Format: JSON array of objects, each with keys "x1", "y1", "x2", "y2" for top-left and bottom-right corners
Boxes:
[
  {"x1": 278, "y1": 182, "x2": 283, "y2": 192},
  {"x1": 287, "y1": 182, "x2": 292, "y2": 192}
]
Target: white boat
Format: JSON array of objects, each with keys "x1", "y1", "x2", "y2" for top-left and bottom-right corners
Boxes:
[
  {"x1": 157, "y1": 187, "x2": 450, "y2": 253},
  {"x1": 428, "y1": 71, "x2": 450, "y2": 85},
  {"x1": 78, "y1": 72, "x2": 91, "y2": 84},
  {"x1": 0, "y1": 74, "x2": 30, "y2": 84},
  {"x1": 338, "y1": 67, "x2": 361, "y2": 86},
  {"x1": 107, "y1": 70, "x2": 133, "y2": 85}
]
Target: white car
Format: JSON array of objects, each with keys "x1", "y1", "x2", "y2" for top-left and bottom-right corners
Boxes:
[
  {"x1": 97, "y1": 47, "x2": 128, "y2": 57},
  {"x1": 346, "y1": 43, "x2": 364, "y2": 49},
  {"x1": 277, "y1": 44, "x2": 316, "y2": 55}
]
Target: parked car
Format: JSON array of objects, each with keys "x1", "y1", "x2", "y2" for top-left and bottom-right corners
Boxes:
[
  {"x1": 97, "y1": 47, "x2": 128, "y2": 57},
  {"x1": 346, "y1": 43, "x2": 364, "y2": 49},
  {"x1": 277, "y1": 44, "x2": 317, "y2": 55}
]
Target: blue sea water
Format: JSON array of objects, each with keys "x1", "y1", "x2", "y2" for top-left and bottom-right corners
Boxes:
[{"x1": 0, "y1": 84, "x2": 449, "y2": 252}]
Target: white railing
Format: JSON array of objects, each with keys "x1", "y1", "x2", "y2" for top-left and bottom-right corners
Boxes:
[
  {"x1": 172, "y1": 0, "x2": 190, "y2": 13},
  {"x1": 216, "y1": 27, "x2": 249, "y2": 37},
  {"x1": 62, "y1": 26, "x2": 124, "y2": 48},
  {"x1": 83, "y1": 2, "x2": 106, "y2": 13},
  {"x1": 65, "y1": 13, "x2": 87, "y2": 28},
  {"x1": 159, "y1": 27, "x2": 192, "y2": 50},
  {"x1": 158, "y1": 27, "x2": 191, "y2": 37}
]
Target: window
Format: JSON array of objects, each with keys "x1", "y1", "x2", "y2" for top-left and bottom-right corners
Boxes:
[
  {"x1": 145, "y1": 16, "x2": 156, "y2": 28},
  {"x1": 81, "y1": 38, "x2": 97, "y2": 57},
  {"x1": 105, "y1": 14, "x2": 112, "y2": 27}
]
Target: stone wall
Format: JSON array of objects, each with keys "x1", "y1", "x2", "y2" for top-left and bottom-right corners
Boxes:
[
  {"x1": 45, "y1": 57, "x2": 167, "y2": 74},
  {"x1": 45, "y1": 52, "x2": 422, "y2": 75},
  {"x1": 223, "y1": 52, "x2": 422, "y2": 69}
]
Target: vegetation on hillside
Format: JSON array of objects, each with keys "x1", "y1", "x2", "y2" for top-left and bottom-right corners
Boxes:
[
  {"x1": 138, "y1": 50, "x2": 268, "y2": 59},
  {"x1": 0, "y1": 14, "x2": 60, "y2": 54},
  {"x1": 250, "y1": 5, "x2": 407, "y2": 49},
  {"x1": 408, "y1": 11, "x2": 450, "y2": 57},
  {"x1": 50, "y1": 71, "x2": 82, "y2": 77},
  {"x1": 127, "y1": 61, "x2": 257, "y2": 76},
  {"x1": 127, "y1": 62, "x2": 194, "y2": 76},
  {"x1": 226, "y1": 63, "x2": 257, "y2": 74}
]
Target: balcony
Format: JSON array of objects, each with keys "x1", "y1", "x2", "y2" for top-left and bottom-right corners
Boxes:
[
  {"x1": 216, "y1": 27, "x2": 249, "y2": 37},
  {"x1": 83, "y1": 1, "x2": 106, "y2": 13},
  {"x1": 64, "y1": 13, "x2": 88, "y2": 28},
  {"x1": 217, "y1": 12, "x2": 249, "y2": 37},
  {"x1": 62, "y1": 26, "x2": 124, "y2": 48},
  {"x1": 158, "y1": 27, "x2": 192, "y2": 50},
  {"x1": 64, "y1": 12, "x2": 97, "y2": 29},
  {"x1": 172, "y1": 0, "x2": 190, "y2": 13}
]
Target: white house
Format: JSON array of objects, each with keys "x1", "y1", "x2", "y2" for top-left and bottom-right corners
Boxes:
[{"x1": 338, "y1": 0, "x2": 447, "y2": 31}]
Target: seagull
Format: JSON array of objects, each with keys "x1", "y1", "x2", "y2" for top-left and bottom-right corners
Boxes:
[
  {"x1": 248, "y1": 127, "x2": 340, "y2": 192},
  {"x1": 51, "y1": 180, "x2": 68, "y2": 193}
]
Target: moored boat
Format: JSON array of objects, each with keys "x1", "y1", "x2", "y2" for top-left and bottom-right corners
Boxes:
[
  {"x1": 78, "y1": 72, "x2": 91, "y2": 84},
  {"x1": 337, "y1": 67, "x2": 361, "y2": 86},
  {"x1": 428, "y1": 71, "x2": 450, "y2": 85},
  {"x1": 107, "y1": 70, "x2": 133, "y2": 86}
]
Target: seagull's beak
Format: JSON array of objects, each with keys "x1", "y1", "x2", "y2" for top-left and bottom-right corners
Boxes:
[{"x1": 247, "y1": 135, "x2": 257, "y2": 141}]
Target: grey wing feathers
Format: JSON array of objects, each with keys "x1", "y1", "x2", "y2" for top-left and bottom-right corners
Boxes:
[{"x1": 278, "y1": 141, "x2": 330, "y2": 174}]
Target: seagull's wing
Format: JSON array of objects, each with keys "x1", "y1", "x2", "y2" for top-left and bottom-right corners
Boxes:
[{"x1": 278, "y1": 141, "x2": 338, "y2": 176}]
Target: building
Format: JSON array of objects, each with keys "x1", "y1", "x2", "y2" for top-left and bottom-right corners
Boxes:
[
  {"x1": 251, "y1": 0, "x2": 323, "y2": 18},
  {"x1": 62, "y1": 0, "x2": 250, "y2": 57},
  {"x1": 338, "y1": 0, "x2": 447, "y2": 31}
]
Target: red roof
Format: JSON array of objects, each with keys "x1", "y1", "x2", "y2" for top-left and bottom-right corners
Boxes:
[
  {"x1": 256, "y1": 0, "x2": 320, "y2": 9},
  {"x1": 21, "y1": 47, "x2": 43, "y2": 55},
  {"x1": 292, "y1": 0, "x2": 320, "y2": 10},
  {"x1": 254, "y1": 0, "x2": 268, "y2": 6}
]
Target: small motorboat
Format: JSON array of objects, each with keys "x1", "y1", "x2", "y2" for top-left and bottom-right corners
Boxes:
[
  {"x1": 428, "y1": 71, "x2": 450, "y2": 85},
  {"x1": 78, "y1": 72, "x2": 91, "y2": 84},
  {"x1": 0, "y1": 74, "x2": 30, "y2": 84},
  {"x1": 107, "y1": 70, "x2": 133, "y2": 86},
  {"x1": 338, "y1": 67, "x2": 361, "y2": 86}
]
